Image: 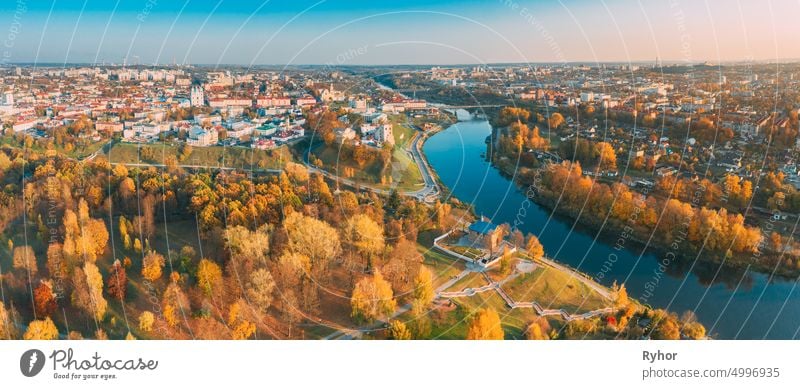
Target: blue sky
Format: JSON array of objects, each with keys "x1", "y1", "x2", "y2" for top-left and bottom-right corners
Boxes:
[{"x1": 2, "y1": 0, "x2": 799, "y2": 65}]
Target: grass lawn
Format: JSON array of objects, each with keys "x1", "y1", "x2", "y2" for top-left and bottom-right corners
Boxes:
[
  {"x1": 300, "y1": 324, "x2": 339, "y2": 340},
  {"x1": 502, "y1": 264, "x2": 611, "y2": 313},
  {"x1": 426, "y1": 292, "x2": 534, "y2": 339},
  {"x1": 108, "y1": 142, "x2": 293, "y2": 170},
  {"x1": 390, "y1": 146, "x2": 424, "y2": 191},
  {"x1": 445, "y1": 244, "x2": 484, "y2": 260},
  {"x1": 419, "y1": 244, "x2": 465, "y2": 289},
  {"x1": 443, "y1": 272, "x2": 488, "y2": 292},
  {"x1": 1, "y1": 137, "x2": 108, "y2": 160},
  {"x1": 387, "y1": 115, "x2": 415, "y2": 147}
]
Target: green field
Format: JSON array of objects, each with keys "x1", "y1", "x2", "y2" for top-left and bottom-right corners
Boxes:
[
  {"x1": 502, "y1": 264, "x2": 610, "y2": 313},
  {"x1": 444, "y1": 272, "x2": 488, "y2": 292},
  {"x1": 419, "y1": 244, "x2": 466, "y2": 289},
  {"x1": 0, "y1": 136, "x2": 108, "y2": 160},
  {"x1": 444, "y1": 245, "x2": 484, "y2": 260},
  {"x1": 422, "y1": 292, "x2": 536, "y2": 339}
]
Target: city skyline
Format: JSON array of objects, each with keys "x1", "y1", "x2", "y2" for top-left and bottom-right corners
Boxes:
[{"x1": 3, "y1": 0, "x2": 800, "y2": 66}]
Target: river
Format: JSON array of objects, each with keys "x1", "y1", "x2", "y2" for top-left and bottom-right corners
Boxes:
[{"x1": 423, "y1": 111, "x2": 800, "y2": 339}]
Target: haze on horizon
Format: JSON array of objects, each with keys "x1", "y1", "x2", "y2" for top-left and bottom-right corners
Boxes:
[{"x1": 2, "y1": 0, "x2": 799, "y2": 66}]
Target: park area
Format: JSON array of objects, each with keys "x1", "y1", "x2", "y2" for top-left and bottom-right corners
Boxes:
[{"x1": 107, "y1": 142, "x2": 292, "y2": 171}]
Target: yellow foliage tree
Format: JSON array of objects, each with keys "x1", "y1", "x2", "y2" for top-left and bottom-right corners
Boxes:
[
  {"x1": 526, "y1": 235, "x2": 545, "y2": 261},
  {"x1": 138, "y1": 311, "x2": 155, "y2": 332},
  {"x1": 351, "y1": 271, "x2": 396, "y2": 323},
  {"x1": 196, "y1": 259, "x2": 223, "y2": 297},
  {"x1": 12, "y1": 246, "x2": 38, "y2": 276},
  {"x1": 343, "y1": 214, "x2": 385, "y2": 260},
  {"x1": 83, "y1": 262, "x2": 107, "y2": 321},
  {"x1": 164, "y1": 304, "x2": 178, "y2": 327},
  {"x1": 388, "y1": 320, "x2": 412, "y2": 340},
  {"x1": 141, "y1": 251, "x2": 165, "y2": 281},
  {"x1": 231, "y1": 321, "x2": 256, "y2": 340},
  {"x1": 466, "y1": 308, "x2": 504, "y2": 340},
  {"x1": 613, "y1": 282, "x2": 629, "y2": 307},
  {"x1": 525, "y1": 318, "x2": 551, "y2": 340},
  {"x1": 412, "y1": 265, "x2": 435, "y2": 307},
  {"x1": 24, "y1": 317, "x2": 59, "y2": 340},
  {"x1": 283, "y1": 212, "x2": 341, "y2": 276}
]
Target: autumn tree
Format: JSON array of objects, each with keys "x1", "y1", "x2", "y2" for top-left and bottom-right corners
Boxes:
[
  {"x1": 526, "y1": 234, "x2": 544, "y2": 260},
  {"x1": 682, "y1": 321, "x2": 706, "y2": 340},
  {"x1": 23, "y1": 317, "x2": 59, "y2": 340},
  {"x1": 722, "y1": 175, "x2": 753, "y2": 207},
  {"x1": 651, "y1": 310, "x2": 680, "y2": 340},
  {"x1": 548, "y1": 112, "x2": 565, "y2": 130},
  {"x1": 409, "y1": 300, "x2": 431, "y2": 339},
  {"x1": 496, "y1": 107, "x2": 531, "y2": 127},
  {"x1": 284, "y1": 162, "x2": 309, "y2": 183},
  {"x1": 343, "y1": 214, "x2": 385, "y2": 267},
  {"x1": 62, "y1": 199, "x2": 109, "y2": 263},
  {"x1": 466, "y1": 308, "x2": 504, "y2": 340},
  {"x1": 0, "y1": 302, "x2": 18, "y2": 339},
  {"x1": 412, "y1": 265, "x2": 435, "y2": 308},
  {"x1": 141, "y1": 251, "x2": 165, "y2": 281},
  {"x1": 246, "y1": 268, "x2": 276, "y2": 314},
  {"x1": 612, "y1": 281, "x2": 629, "y2": 307},
  {"x1": 525, "y1": 317, "x2": 551, "y2": 340},
  {"x1": 12, "y1": 245, "x2": 38, "y2": 276},
  {"x1": 388, "y1": 320, "x2": 412, "y2": 340},
  {"x1": 231, "y1": 321, "x2": 257, "y2": 340},
  {"x1": 196, "y1": 258, "x2": 223, "y2": 297},
  {"x1": 132, "y1": 194, "x2": 157, "y2": 240},
  {"x1": 284, "y1": 212, "x2": 341, "y2": 278},
  {"x1": 383, "y1": 238, "x2": 422, "y2": 295},
  {"x1": 106, "y1": 259, "x2": 127, "y2": 301},
  {"x1": 595, "y1": 142, "x2": 617, "y2": 171},
  {"x1": 308, "y1": 173, "x2": 334, "y2": 205},
  {"x1": 138, "y1": 311, "x2": 155, "y2": 332},
  {"x1": 224, "y1": 225, "x2": 270, "y2": 273},
  {"x1": 528, "y1": 126, "x2": 549, "y2": 150},
  {"x1": 163, "y1": 304, "x2": 179, "y2": 328},
  {"x1": 71, "y1": 262, "x2": 107, "y2": 321},
  {"x1": 228, "y1": 299, "x2": 257, "y2": 340},
  {"x1": 433, "y1": 201, "x2": 453, "y2": 230},
  {"x1": 351, "y1": 271, "x2": 396, "y2": 323},
  {"x1": 33, "y1": 281, "x2": 58, "y2": 318}
]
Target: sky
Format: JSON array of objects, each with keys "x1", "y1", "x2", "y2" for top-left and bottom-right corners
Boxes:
[{"x1": 1, "y1": 0, "x2": 799, "y2": 65}]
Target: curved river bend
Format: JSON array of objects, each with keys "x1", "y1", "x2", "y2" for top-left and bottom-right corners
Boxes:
[{"x1": 423, "y1": 113, "x2": 800, "y2": 339}]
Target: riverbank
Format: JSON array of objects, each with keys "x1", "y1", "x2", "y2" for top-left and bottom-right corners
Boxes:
[
  {"x1": 422, "y1": 115, "x2": 800, "y2": 339},
  {"x1": 486, "y1": 128, "x2": 800, "y2": 279}
]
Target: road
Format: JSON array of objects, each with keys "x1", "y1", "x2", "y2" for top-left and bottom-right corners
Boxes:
[{"x1": 405, "y1": 130, "x2": 440, "y2": 202}]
